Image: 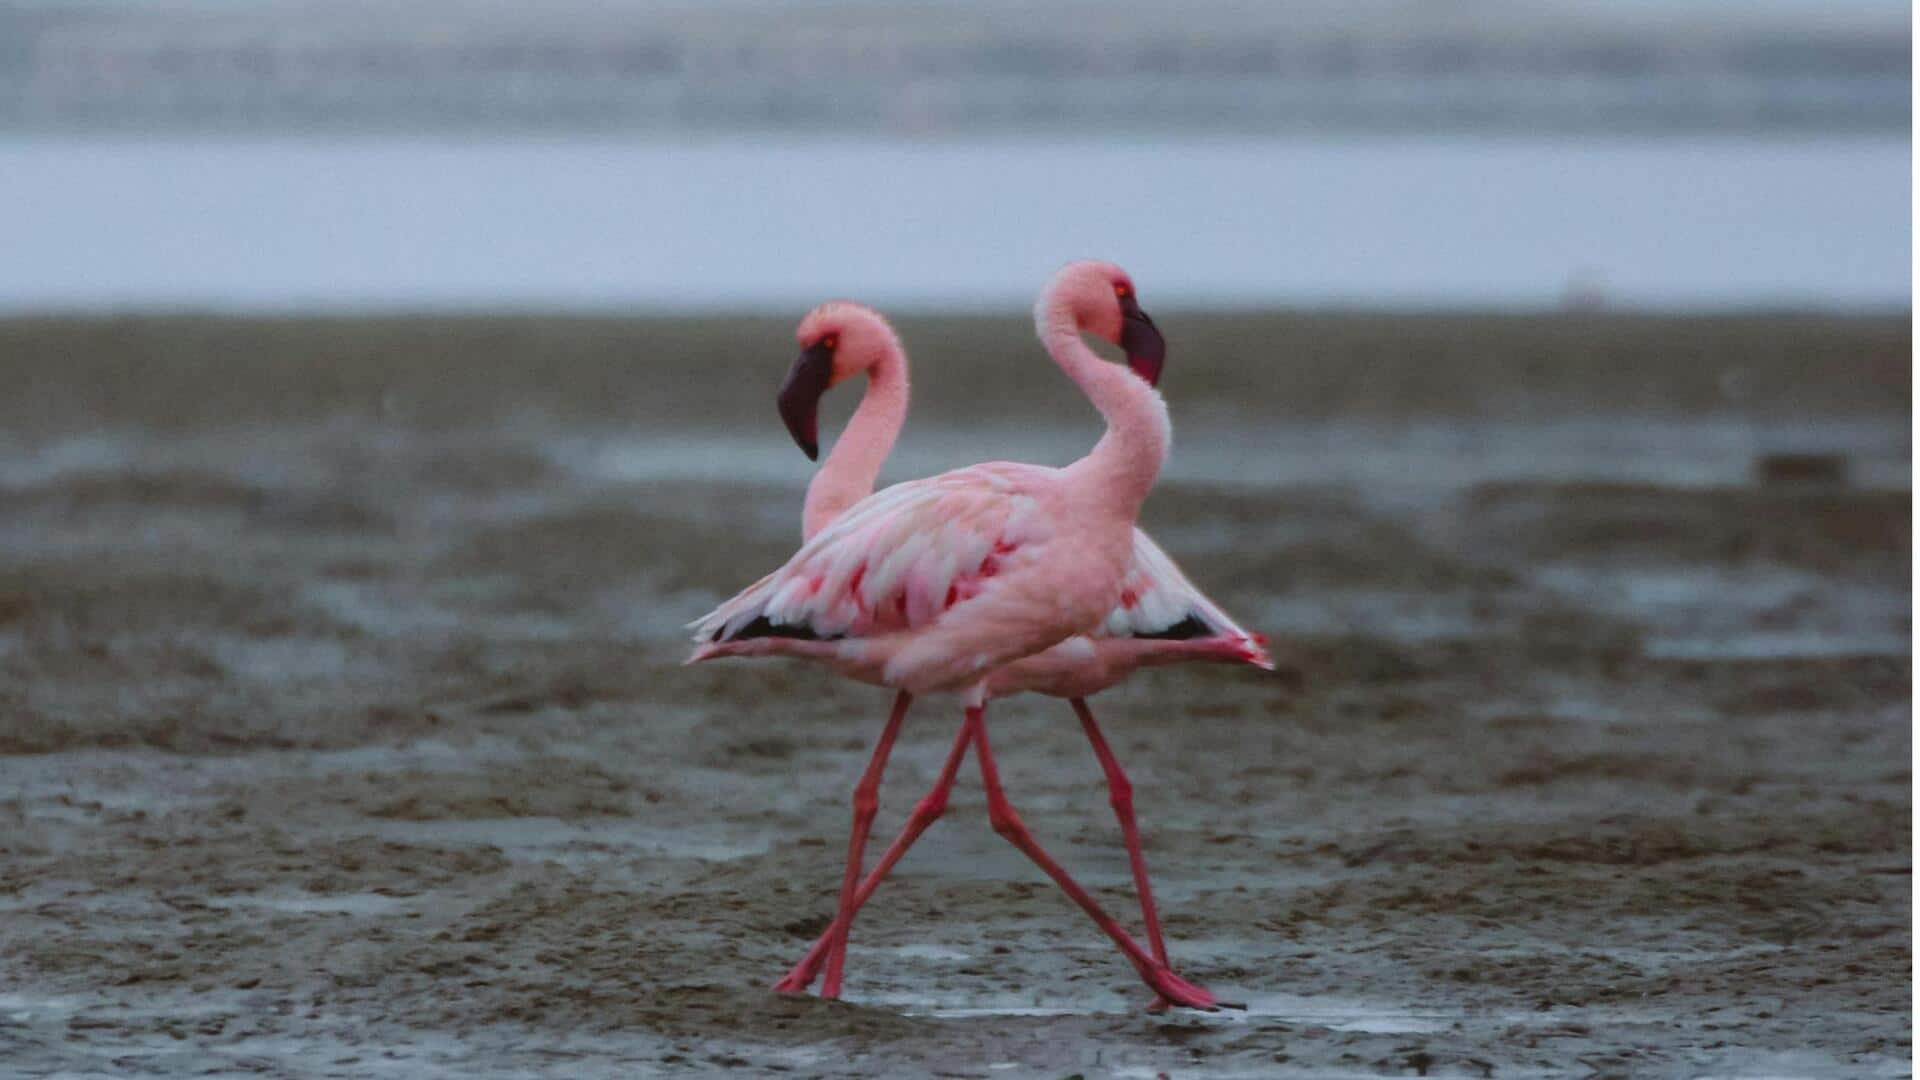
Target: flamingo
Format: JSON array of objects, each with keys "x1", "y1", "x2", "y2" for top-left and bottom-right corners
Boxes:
[
  {"x1": 688, "y1": 261, "x2": 1229, "y2": 1010},
  {"x1": 763, "y1": 298, "x2": 1272, "y2": 1009}
]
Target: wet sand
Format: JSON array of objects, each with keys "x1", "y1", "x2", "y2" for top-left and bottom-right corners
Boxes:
[{"x1": 0, "y1": 311, "x2": 1909, "y2": 1076}]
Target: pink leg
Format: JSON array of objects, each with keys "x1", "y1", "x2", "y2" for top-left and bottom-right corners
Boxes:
[
  {"x1": 811, "y1": 690, "x2": 912, "y2": 998},
  {"x1": 969, "y1": 704, "x2": 1216, "y2": 1011},
  {"x1": 1072, "y1": 697, "x2": 1173, "y2": 1010},
  {"x1": 775, "y1": 716, "x2": 973, "y2": 994}
]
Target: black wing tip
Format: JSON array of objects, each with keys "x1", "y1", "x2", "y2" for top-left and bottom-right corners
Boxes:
[
  {"x1": 713, "y1": 615, "x2": 838, "y2": 643},
  {"x1": 1131, "y1": 613, "x2": 1212, "y2": 641}
]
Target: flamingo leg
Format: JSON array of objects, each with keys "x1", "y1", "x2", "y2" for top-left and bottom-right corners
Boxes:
[
  {"x1": 775, "y1": 715, "x2": 974, "y2": 994},
  {"x1": 809, "y1": 690, "x2": 912, "y2": 999},
  {"x1": 1071, "y1": 696, "x2": 1173, "y2": 1011},
  {"x1": 968, "y1": 703, "x2": 1216, "y2": 1011}
]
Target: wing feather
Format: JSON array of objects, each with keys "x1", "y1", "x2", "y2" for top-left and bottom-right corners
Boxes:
[
  {"x1": 691, "y1": 467, "x2": 1029, "y2": 645},
  {"x1": 1097, "y1": 529, "x2": 1253, "y2": 642}
]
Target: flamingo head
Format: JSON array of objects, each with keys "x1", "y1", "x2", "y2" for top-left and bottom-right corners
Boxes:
[
  {"x1": 780, "y1": 301, "x2": 903, "y2": 460},
  {"x1": 1049, "y1": 259, "x2": 1166, "y2": 388}
]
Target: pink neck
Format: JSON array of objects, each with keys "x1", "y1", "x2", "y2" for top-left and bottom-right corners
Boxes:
[
  {"x1": 1039, "y1": 298, "x2": 1170, "y2": 516},
  {"x1": 802, "y1": 344, "x2": 909, "y2": 540}
]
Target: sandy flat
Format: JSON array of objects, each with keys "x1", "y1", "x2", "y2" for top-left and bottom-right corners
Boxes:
[{"x1": 0, "y1": 311, "x2": 1908, "y2": 1076}]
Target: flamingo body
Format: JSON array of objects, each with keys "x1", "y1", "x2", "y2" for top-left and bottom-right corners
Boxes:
[
  {"x1": 696, "y1": 521, "x2": 1269, "y2": 694},
  {"x1": 692, "y1": 460, "x2": 1137, "y2": 694}
]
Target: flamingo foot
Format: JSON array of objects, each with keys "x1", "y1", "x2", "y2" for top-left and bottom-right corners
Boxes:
[{"x1": 1141, "y1": 965, "x2": 1219, "y2": 1011}]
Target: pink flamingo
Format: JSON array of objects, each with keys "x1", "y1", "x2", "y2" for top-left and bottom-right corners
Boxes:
[
  {"x1": 689, "y1": 261, "x2": 1241, "y2": 1011},
  {"x1": 763, "y1": 298, "x2": 1271, "y2": 1008}
]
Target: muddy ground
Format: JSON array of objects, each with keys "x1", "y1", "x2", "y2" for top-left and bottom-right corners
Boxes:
[{"x1": 0, "y1": 311, "x2": 1909, "y2": 1077}]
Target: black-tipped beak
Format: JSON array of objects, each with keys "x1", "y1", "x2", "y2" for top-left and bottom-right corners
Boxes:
[
  {"x1": 1119, "y1": 294, "x2": 1165, "y2": 387},
  {"x1": 777, "y1": 342, "x2": 836, "y2": 460}
]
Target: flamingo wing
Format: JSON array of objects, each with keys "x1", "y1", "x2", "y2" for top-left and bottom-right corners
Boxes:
[
  {"x1": 691, "y1": 466, "x2": 1044, "y2": 646},
  {"x1": 1097, "y1": 528, "x2": 1258, "y2": 644}
]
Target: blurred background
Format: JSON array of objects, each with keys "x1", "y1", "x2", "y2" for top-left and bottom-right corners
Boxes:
[
  {"x1": 0, "y1": 0, "x2": 1909, "y2": 309},
  {"x1": 1, "y1": 2, "x2": 1910, "y2": 1076}
]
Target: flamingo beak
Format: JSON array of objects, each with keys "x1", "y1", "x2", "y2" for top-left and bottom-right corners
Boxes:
[
  {"x1": 777, "y1": 342, "x2": 836, "y2": 460},
  {"x1": 1119, "y1": 294, "x2": 1165, "y2": 387}
]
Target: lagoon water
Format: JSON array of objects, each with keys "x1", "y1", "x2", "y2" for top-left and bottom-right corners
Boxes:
[{"x1": 0, "y1": 134, "x2": 1906, "y2": 312}]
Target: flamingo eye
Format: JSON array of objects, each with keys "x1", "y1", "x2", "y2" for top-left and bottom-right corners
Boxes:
[
  {"x1": 1114, "y1": 282, "x2": 1132, "y2": 299},
  {"x1": 821, "y1": 335, "x2": 839, "y2": 351}
]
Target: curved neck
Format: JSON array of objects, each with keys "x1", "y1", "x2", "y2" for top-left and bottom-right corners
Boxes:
[
  {"x1": 803, "y1": 347, "x2": 909, "y2": 540},
  {"x1": 1040, "y1": 301, "x2": 1170, "y2": 515}
]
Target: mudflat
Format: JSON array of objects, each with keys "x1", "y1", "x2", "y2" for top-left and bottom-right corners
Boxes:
[{"x1": 0, "y1": 311, "x2": 1908, "y2": 1077}]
